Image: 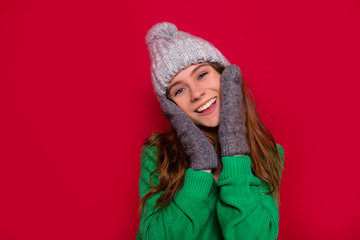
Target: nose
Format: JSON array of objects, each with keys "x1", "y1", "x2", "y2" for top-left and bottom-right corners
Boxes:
[{"x1": 189, "y1": 82, "x2": 205, "y2": 102}]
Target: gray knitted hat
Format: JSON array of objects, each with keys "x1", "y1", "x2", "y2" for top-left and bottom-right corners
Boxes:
[{"x1": 145, "y1": 22, "x2": 231, "y2": 99}]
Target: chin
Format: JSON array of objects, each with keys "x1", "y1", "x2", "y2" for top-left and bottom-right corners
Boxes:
[
  {"x1": 191, "y1": 114, "x2": 220, "y2": 128},
  {"x1": 206, "y1": 122, "x2": 219, "y2": 128},
  {"x1": 198, "y1": 119, "x2": 219, "y2": 128}
]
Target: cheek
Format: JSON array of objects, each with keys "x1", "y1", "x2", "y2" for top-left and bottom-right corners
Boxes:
[
  {"x1": 173, "y1": 99, "x2": 190, "y2": 114},
  {"x1": 209, "y1": 74, "x2": 221, "y2": 92},
  {"x1": 216, "y1": 77, "x2": 221, "y2": 91},
  {"x1": 210, "y1": 81, "x2": 221, "y2": 94},
  {"x1": 175, "y1": 100, "x2": 198, "y2": 123},
  {"x1": 216, "y1": 81, "x2": 221, "y2": 93}
]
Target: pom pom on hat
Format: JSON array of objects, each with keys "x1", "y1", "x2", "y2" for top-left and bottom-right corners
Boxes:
[
  {"x1": 145, "y1": 22, "x2": 179, "y2": 44},
  {"x1": 145, "y1": 22, "x2": 231, "y2": 100}
]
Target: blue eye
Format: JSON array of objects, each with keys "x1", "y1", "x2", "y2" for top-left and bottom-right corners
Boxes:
[
  {"x1": 198, "y1": 72, "x2": 208, "y2": 80},
  {"x1": 175, "y1": 88, "x2": 184, "y2": 96}
]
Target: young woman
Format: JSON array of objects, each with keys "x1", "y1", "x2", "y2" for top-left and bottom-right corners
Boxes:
[{"x1": 136, "y1": 22, "x2": 285, "y2": 240}]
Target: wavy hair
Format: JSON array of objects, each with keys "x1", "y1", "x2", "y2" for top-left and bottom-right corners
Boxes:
[{"x1": 137, "y1": 62, "x2": 284, "y2": 217}]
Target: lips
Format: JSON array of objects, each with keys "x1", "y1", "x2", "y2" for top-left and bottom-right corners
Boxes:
[{"x1": 195, "y1": 97, "x2": 217, "y2": 113}]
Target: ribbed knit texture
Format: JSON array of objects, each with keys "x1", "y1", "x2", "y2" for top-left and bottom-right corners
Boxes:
[{"x1": 136, "y1": 144, "x2": 285, "y2": 240}]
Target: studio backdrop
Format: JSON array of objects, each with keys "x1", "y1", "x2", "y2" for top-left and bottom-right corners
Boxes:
[{"x1": 0, "y1": 0, "x2": 359, "y2": 239}]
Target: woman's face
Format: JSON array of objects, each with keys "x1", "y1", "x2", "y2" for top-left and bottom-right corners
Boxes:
[{"x1": 167, "y1": 62, "x2": 221, "y2": 127}]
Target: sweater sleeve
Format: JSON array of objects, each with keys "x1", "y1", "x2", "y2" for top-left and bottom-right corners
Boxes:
[
  {"x1": 136, "y1": 145, "x2": 217, "y2": 240},
  {"x1": 216, "y1": 144, "x2": 285, "y2": 240}
]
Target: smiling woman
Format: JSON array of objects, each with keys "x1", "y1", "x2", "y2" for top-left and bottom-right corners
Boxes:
[
  {"x1": 167, "y1": 63, "x2": 221, "y2": 127},
  {"x1": 136, "y1": 22, "x2": 285, "y2": 240}
]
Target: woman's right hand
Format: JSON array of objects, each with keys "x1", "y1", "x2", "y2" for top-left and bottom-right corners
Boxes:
[{"x1": 160, "y1": 96, "x2": 218, "y2": 171}]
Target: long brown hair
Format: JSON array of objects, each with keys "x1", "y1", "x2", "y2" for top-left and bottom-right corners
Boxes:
[{"x1": 137, "y1": 62, "x2": 284, "y2": 217}]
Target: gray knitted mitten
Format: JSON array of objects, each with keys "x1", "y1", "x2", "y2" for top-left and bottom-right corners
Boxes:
[
  {"x1": 218, "y1": 64, "x2": 250, "y2": 156},
  {"x1": 160, "y1": 96, "x2": 218, "y2": 171}
]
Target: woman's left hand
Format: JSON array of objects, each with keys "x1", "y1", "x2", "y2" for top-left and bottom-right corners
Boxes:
[{"x1": 218, "y1": 64, "x2": 250, "y2": 157}]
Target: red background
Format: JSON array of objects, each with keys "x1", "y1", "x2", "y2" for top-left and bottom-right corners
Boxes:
[{"x1": 1, "y1": 0, "x2": 359, "y2": 239}]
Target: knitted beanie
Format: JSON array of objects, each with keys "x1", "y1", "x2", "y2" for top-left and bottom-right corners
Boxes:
[{"x1": 145, "y1": 22, "x2": 231, "y2": 99}]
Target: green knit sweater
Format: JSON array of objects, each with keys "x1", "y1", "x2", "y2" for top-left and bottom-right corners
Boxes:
[{"x1": 136, "y1": 144, "x2": 284, "y2": 240}]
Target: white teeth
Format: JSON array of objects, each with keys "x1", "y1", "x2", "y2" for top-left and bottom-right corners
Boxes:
[{"x1": 196, "y1": 98, "x2": 216, "y2": 113}]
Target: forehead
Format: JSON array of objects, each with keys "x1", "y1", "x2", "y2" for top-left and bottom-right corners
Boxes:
[{"x1": 171, "y1": 62, "x2": 210, "y2": 83}]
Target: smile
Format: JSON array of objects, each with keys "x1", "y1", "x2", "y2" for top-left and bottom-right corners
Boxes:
[{"x1": 195, "y1": 97, "x2": 217, "y2": 113}]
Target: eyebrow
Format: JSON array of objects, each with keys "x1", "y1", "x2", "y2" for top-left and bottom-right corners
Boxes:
[
  {"x1": 167, "y1": 81, "x2": 181, "y2": 96},
  {"x1": 191, "y1": 63, "x2": 208, "y2": 77},
  {"x1": 168, "y1": 63, "x2": 209, "y2": 95}
]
